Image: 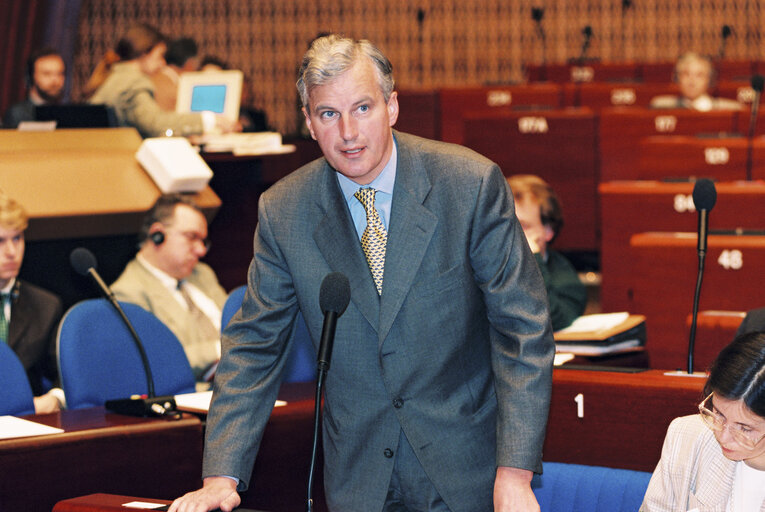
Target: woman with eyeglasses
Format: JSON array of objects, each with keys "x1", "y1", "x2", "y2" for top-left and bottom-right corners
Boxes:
[{"x1": 641, "y1": 331, "x2": 765, "y2": 511}]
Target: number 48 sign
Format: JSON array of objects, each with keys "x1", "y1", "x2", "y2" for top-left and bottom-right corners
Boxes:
[{"x1": 718, "y1": 249, "x2": 743, "y2": 270}]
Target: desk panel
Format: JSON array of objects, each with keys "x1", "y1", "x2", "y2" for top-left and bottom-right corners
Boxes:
[
  {"x1": 545, "y1": 368, "x2": 704, "y2": 472},
  {"x1": 685, "y1": 310, "x2": 746, "y2": 371},
  {"x1": 563, "y1": 82, "x2": 679, "y2": 109},
  {"x1": 599, "y1": 180, "x2": 765, "y2": 313},
  {"x1": 526, "y1": 62, "x2": 640, "y2": 83},
  {"x1": 599, "y1": 108, "x2": 739, "y2": 182},
  {"x1": 0, "y1": 407, "x2": 202, "y2": 512},
  {"x1": 462, "y1": 108, "x2": 598, "y2": 250},
  {"x1": 439, "y1": 84, "x2": 563, "y2": 144},
  {"x1": 637, "y1": 135, "x2": 765, "y2": 182},
  {"x1": 630, "y1": 232, "x2": 765, "y2": 370}
]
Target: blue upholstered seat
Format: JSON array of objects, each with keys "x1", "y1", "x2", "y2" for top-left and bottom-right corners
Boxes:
[
  {"x1": 57, "y1": 299, "x2": 196, "y2": 410},
  {"x1": 222, "y1": 285, "x2": 316, "y2": 383},
  {"x1": 532, "y1": 462, "x2": 652, "y2": 512},
  {"x1": 0, "y1": 341, "x2": 35, "y2": 416}
]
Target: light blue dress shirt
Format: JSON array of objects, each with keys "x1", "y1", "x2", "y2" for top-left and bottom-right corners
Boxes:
[{"x1": 336, "y1": 139, "x2": 397, "y2": 239}]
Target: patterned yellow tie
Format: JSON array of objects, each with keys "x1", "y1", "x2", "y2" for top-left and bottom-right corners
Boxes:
[{"x1": 354, "y1": 188, "x2": 387, "y2": 295}]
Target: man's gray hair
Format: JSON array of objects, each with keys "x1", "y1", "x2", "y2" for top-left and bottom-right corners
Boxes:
[{"x1": 296, "y1": 34, "x2": 395, "y2": 111}]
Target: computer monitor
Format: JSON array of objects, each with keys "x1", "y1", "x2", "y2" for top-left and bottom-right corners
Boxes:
[
  {"x1": 35, "y1": 104, "x2": 117, "y2": 128},
  {"x1": 175, "y1": 70, "x2": 243, "y2": 122}
]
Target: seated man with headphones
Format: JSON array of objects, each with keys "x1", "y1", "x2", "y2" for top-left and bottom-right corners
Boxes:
[
  {"x1": 3, "y1": 48, "x2": 67, "y2": 128},
  {"x1": 650, "y1": 52, "x2": 742, "y2": 111},
  {"x1": 111, "y1": 194, "x2": 227, "y2": 384}
]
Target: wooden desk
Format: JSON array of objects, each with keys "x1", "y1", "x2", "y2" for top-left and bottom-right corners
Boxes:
[
  {"x1": 637, "y1": 135, "x2": 765, "y2": 181},
  {"x1": 462, "y1": 108, "x2": 598, "y2": 250},
  {"x1": 599, "y1": 180, "x2": 765, "y2": 312},
  {"x1": 599, "y1": 108, "x2": 740, "y2": 181},
  {"x1": 0, "y1": 407, "x2": 203, "y2": 512},
  {"x1": 438, "y1": 84, "x2": 563, "y2": 144},
  {"x1": 562, "y1": 82, "x2": 679, "y2": 109},
  {"x1": 0, "y1": 128, "x2": 220, "y2": 241},
  {"x1": 545, "y1": 368, "x2": 705, "y2": 472},
  {"x1": 630, "y1": 232, "x2": 765, "y2": 369}
]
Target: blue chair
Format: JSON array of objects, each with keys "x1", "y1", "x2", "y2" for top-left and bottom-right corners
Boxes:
[
  {"x1": 0, "y1": 342, "x2": 35, "y2": 416},
  {"x1": 57, "y1": 299, "x2": 196, "y2": 410},
  {"x1": 222, "y1": 286, "x2": 316, "y2": 383},
  {"x1": 532, "y1": 462, "x2": 652, "y2": 512}
]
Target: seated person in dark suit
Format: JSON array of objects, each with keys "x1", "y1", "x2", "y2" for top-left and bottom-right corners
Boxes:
[
  {"x1": 650, "y1": 52, "x2": 742, "y2": 111},
  {"x1": 2, "y1": 48, "x2": 66, "y2": 128},
  {"x1": 0, "y1": 191, "x2": 64, "y2": 412},
  {"x1": 508, "y1": 174, "x2": 587, "y2": 331},
  {"x1": 736, "y1": 307, "x2": 765, "y2": 337}
]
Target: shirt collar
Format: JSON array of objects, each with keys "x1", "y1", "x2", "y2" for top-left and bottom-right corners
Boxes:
[
  {"x1": 136, "y1": 253, "x2": 180, "y2": 290},
  {"x1": 337, "y1": 135, "x2": 397, "y2": 201},
  {"x1": 0, "y1": 278, "x2": 16, "y2": 296}
]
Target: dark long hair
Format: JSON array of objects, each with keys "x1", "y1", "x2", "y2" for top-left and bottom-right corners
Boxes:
[{"x1": 704, "y1": 331, "x2": 765, "y2": 418}]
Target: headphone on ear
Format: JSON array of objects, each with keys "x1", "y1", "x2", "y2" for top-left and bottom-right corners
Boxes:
[{"x1": 149, "y1": 231, "x2": 165, "y2": 245}]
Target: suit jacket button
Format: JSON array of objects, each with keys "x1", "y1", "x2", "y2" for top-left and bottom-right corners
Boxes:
[
  {"x1": 384, "y1": 448, "x2": 394, "y2": 458},
  {"x1": 393, "y1": 398, "x2": 404, "y2": 408}
]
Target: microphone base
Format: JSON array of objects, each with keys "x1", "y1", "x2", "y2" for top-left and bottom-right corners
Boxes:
[
  {"x1": 663, "y1": 370, "x2": 707, "y2": 378},
  {"x1": 105, "y1": 395, "x2": 179, "y2": 417}
]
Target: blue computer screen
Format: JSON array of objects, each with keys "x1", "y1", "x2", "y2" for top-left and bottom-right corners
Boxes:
[{"x1": 190, "y1": 84, "x2": 227, "y2": 113}]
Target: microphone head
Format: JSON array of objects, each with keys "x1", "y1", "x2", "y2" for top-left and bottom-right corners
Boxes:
[
  {"x1": 531, "y1": 7, "x2": 544, "y2": 22},
  {"x1": 722, "y1": 25, "x2": 732, "y2": 38},
  {"x1": 70, "y1": 247, "x2": 97, "y2": 276},
  {"x1": 319, "y1": 272, "x2": 351, "y2": 317},
  {"x1": 751, "y1": 74, "x2": 764, "y2": 93},
  {"x1": 582, "y1": 25, "x2": 593, "y2": 37},
  {"x1": 692, "y1": 179, "x2": 717, "y2": 212}
]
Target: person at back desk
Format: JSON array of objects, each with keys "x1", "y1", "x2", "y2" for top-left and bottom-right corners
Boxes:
[
  {"x1": 2, "y1": 48, "x2": 66, "y2": 128},
  {"x1": 507, "y1": 175, "x2": 586, "y2": 331},
  {"x1": 650, "y1": 52, "x2": 742, "y2": 111},
  {"x1": 88, "y1": 24, "x2": 237, "y2": 138},
  {"x1": 0, "y1": 190, "x2": 64, "y2": 413},
  {"x1": 110, "y1": 194, "x2": 227, "y2": 384}
]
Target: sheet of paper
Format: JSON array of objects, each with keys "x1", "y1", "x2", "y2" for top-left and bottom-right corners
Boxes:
[
  {"x1": 557, "y1": 312, "x2": 630, "y2": 334},
  {"x1": 121, "y1": 501, "x2": 166, "y2": 509},
  {"x1": 553, "y1": 353, "x2": 576, "y2": 366},
  {"x1": 0, "y1": 415, "x2": 64, "y2": 440},
  {"x1": 174, "y1": 391, "x2": 286, "y2": 413}
]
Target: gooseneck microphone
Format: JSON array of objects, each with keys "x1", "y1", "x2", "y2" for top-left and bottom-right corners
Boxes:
[
  {"x1": 745, "y1": 75, "x2": 764, "y2": 181},
  {"x1": 579, "y1": 25, "x2": 593, "y2": 62},
  {"x1": 308, "y1": 272, "x2": 350, "y2": 512},
  {"x1": 70, "y1": 248, "x2": 176, "y2": 417},
  {"x1": 687, "y1": 180, "x2": 717, "y2": 375}
]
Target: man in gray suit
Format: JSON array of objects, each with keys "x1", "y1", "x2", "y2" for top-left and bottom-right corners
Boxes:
[{"x1": 171, "y1": 34, "x2": 554, "y2": 512}]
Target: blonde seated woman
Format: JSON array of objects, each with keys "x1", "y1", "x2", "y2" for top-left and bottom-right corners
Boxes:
[
  {"x1": 650, "y1": 52, "x2": 743, "y2": 112},
  {"x1": 641, "y1": 331, "x2": 765, "y2": 511}
]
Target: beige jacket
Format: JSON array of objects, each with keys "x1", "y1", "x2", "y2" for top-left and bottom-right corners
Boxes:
[
  {"x1": 642, "y1": 414, "x2": 765, "y2": 512},
  {"x1": 90, "y1": 62, "x2": 204, "y2": 137},
  {"x1": 111, "y1": 258, "x2": 227, "y2": 379}
]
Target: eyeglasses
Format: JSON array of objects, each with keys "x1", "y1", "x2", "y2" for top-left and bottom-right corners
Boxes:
[
  {"x1": 167, "y1": 229, "x2": 211, "y2": 251},
  {"x1": 698, "y1": 392, "x2": 765, "y2": 450}
]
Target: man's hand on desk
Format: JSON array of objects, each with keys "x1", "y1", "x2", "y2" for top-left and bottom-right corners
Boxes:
[{"x1": 169, "y1": 476, "x2": 240, "y2": 512}]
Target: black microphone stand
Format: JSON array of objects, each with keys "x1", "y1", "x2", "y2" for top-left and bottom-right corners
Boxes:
[{"x1": 687, "y1": 211, "x2": 708, "y2": 374}]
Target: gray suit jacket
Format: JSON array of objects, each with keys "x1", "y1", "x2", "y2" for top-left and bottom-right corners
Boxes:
[
  {"x1": 204, "y1": 131, "x2": 555, "y2": 512},
  {"x1": 111, "y1": 258, "x2": 227, "y2": 379}
]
